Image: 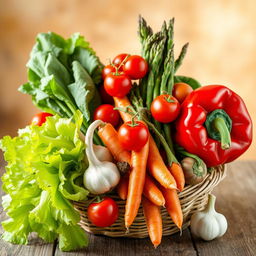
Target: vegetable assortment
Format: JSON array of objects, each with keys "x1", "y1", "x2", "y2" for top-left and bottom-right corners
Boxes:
[{"x1": 0, "y1": 15, "x2": 253, "y2": 251}]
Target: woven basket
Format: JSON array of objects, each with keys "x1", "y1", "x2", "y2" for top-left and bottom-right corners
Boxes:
[{"x1": 73, "y1": 165, "x2": 226, "y2": 238}]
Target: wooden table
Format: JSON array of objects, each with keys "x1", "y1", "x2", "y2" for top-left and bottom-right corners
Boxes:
[{"x1": 1, "y1": 161, "x2": 256, "y2": 256}]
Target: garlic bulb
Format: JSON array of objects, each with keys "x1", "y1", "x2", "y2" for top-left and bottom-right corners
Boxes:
[
  {"x1": 83, "y1": 120, "x2": 120, "y2": 194},
  {"x1": 190, "y1": 194, "x2": 227, "y2": 241}
]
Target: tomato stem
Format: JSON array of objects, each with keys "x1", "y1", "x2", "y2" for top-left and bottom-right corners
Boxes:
[
  {"x1": 164, "y1": 95, "x2": 175, "y2": 103},
  {"x1": 117, "y1": 54, "x2": 130, "y2": 71},
  {"x1": 128, "y1": 113, "x2": 140, "y2": 127},
  {"x1": 113, "y1": 65, "x2": 120, "y2": 76}
]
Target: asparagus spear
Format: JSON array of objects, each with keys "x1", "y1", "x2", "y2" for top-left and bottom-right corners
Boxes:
[
  {"x1": 137, "y1": 16, "x2": 190, "y2": 155},
  {"x1": 140, "y1": 32, "x2": 164, "y2": 104},
  {"x1": 174, "y1": 42, "x2": 189, "y2": 73},
  {"x1": 138, "y1": 15, "x2": 153, "y2": 44}
]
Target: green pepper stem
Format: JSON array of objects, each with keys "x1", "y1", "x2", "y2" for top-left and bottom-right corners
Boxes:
[{"x1": 213, "y1": 117, "x2": 231, "y2": 149}]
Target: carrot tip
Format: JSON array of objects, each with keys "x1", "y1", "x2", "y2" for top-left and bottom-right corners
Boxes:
[
  {"x1": 154, "y1": 244, "x2": 159, "y2": 249},
  {"x1": 125, "y1": 227, "x2": 129, "y2": 234},
  {"x1": 179, "y1": 228, "x2": 183, "y2": 236}
]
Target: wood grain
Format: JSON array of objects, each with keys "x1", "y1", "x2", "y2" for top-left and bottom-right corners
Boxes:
[
  {"x1": 192, "y1": 161, "x2": 256, "y2": 256},
  {"x1": 54, "y1": 229, "x2": 196, "y2": 256},
  {"x1": 1, "y1": 161, "x2": 256, "y2": 255}
]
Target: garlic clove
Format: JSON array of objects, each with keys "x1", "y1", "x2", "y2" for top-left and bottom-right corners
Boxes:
[
  {"x1": 93, "y1": 144, "x2": 113, "y2": 162},
  {"x1": 215, "y1": 213, "x2": 228, "y2": 237}
]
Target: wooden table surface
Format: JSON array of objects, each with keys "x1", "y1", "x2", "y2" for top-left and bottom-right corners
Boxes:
[{"x1": 1, "y1": 160, "x2": 256, "y2": 256}]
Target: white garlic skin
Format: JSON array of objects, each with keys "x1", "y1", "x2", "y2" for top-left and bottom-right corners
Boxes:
[
  {"x1": 93, "y1": 144, "x2": 113, "y2": 162},
  {"x1": 190, "y1": 194, "x2": 228, "y2": 241},
  {"x1": 83, "y1": 120, "x2": 120, "y2": 195},
  {"x1": 84, "y1": 161, "x2": 120, "y2": 194}
]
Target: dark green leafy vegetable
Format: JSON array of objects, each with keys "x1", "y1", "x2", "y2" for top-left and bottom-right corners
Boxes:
[
  {"x1": 19, "y1": 32, "x2": 103, "y2": 144},
  {"x1": 0, "y1": 111, "x2": 89, "y2": 251},
  {"x1": 68, "y1": 61, "x2": 98, "y2": 122},
  {"x1": 174, "y1": 75, "x2": 201, "y2": 89}
]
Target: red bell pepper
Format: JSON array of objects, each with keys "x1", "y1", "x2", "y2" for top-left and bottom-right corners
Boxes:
[{"x1": 175, "y1": 85, "x2": 252, "y2": 167}]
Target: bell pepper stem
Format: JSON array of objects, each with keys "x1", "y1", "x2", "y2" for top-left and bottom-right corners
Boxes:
[{"x1": 213, "y1": 117, "x2": 231, "y2": 150}]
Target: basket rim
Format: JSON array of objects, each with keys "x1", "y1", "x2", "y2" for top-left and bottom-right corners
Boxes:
[{"x1": 73, "y1": 165, "x2": 227, "y2": 238}]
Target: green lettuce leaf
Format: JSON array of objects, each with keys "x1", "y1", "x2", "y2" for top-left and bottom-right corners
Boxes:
[{"x1": 0, "y1": 111, "x2": 89, "y2": 251}]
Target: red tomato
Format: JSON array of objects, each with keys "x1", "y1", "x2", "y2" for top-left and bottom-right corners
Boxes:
[
  {"x1": 123, "y1": 55, "x2": 148, "y2": 79},
  {"x1": 87, "y1": 197, "x2": 119, "y2": 227},
  {"x1": 118, "y1": 121, "x2": 149, "y2": 151},
  {"x1": 31, "y1": 112, "x2": 53, "y2": 126},
  {"x1": 172, "y1": 82, "x2": 193, "y2": 104},
  {"x1": 104, "y1": 73, "x2": 132, "y2": 98},
  {"x1": 150, "y1": 94, "x2": 180, "y2": 123},
  {"x1": 93, "y1": 104, "x2": 120, "y2": 127},
  {"x1": 99, "y1": 84, "x2": 114, "y2": 104},
  {"x1": 102, "y1": 65, "x2": 116, "y2": 80},
  {"x1": 112, "y1": 53, "x2": 129, "y2": 70}
]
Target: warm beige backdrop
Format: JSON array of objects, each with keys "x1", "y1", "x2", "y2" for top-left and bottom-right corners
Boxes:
[{"x1": 0, "y1": 0, "x2": 255, "y2": 159}]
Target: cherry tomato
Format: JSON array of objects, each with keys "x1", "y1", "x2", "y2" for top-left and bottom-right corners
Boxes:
[
  {"x1": 31, "y1": 112, "x2": 53, "y2": 126},
  {"x1": 87, "y1": 197, "x2": 119, "y2": 227},
  {"x1": 123, "y1": 55, "x2": 148, "y2": 79},
  {"x1": 172, "y1": 82, "x2": 193, "y2": 104},
  {"x1": 93, "y1": 104, "x2": 120, "y2": 127},
  {"x1": 118, "y1": 121, "x2": 149, "y2": 151},
  {"x1": 99, "y1": 84, "x2": 114, "y2": 104},
  {"x1": 104, "y1": 73, "x2": 132, "y2": 98},
  {"x1": 112, "y1": 53, "x2": 129, "y2": 70},
  {"x1": 102, "y1": 65, "x2": 116, "y2": 80},
  {"x1": 150, "y1": 94, "x2": 180, "y2": 123}
]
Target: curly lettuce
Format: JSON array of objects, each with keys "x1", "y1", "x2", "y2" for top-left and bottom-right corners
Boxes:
[{"x1": 0, "y1": 111, "x2": 89, "y2": 251}]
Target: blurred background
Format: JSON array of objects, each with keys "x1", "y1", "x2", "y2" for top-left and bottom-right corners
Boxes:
[{"x1": 0, "y1": 0, "x2": 255, "y2": 160}]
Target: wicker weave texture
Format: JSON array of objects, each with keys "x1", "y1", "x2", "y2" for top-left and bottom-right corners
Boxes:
[{"x1": 73, "y1": 165, "x2": 226, "y2": 238}]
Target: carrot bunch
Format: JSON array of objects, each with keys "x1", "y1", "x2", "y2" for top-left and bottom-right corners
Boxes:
[{"x1": 98, "y1": 96, "x2": 185, "y2": 248}]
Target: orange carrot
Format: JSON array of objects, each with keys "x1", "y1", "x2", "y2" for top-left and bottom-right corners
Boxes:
[
  {"x1": 168, "y1": 162, "x2": 185, "y2": 192},
  {"x1": 125, "y1": 140, "x2": 149, "y2": 228},
  {"x1": 113, "y1": 96, "x2": 133, "y2": 122},
  {"x1": 142, "y1": 196, "x2": 162, "y2": 248},
  {"x1": 143, "y1": 175, "x2": 165, "y2": 206},
  {"x1": 98, "y1": 123, "x2": 131, "y2": 165},
  {"x1": 147, "y1": 136, "x2": 177, "y2": 190},
  {"x1": 117, "y1": 174, "x2": 129, "y2": 200},
  {"x1": 114, "y1": 97, "x2": 177, "y2": 190},
  {"x1": 161, "y1": 187, "x2": 183, "y2": 229}
]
